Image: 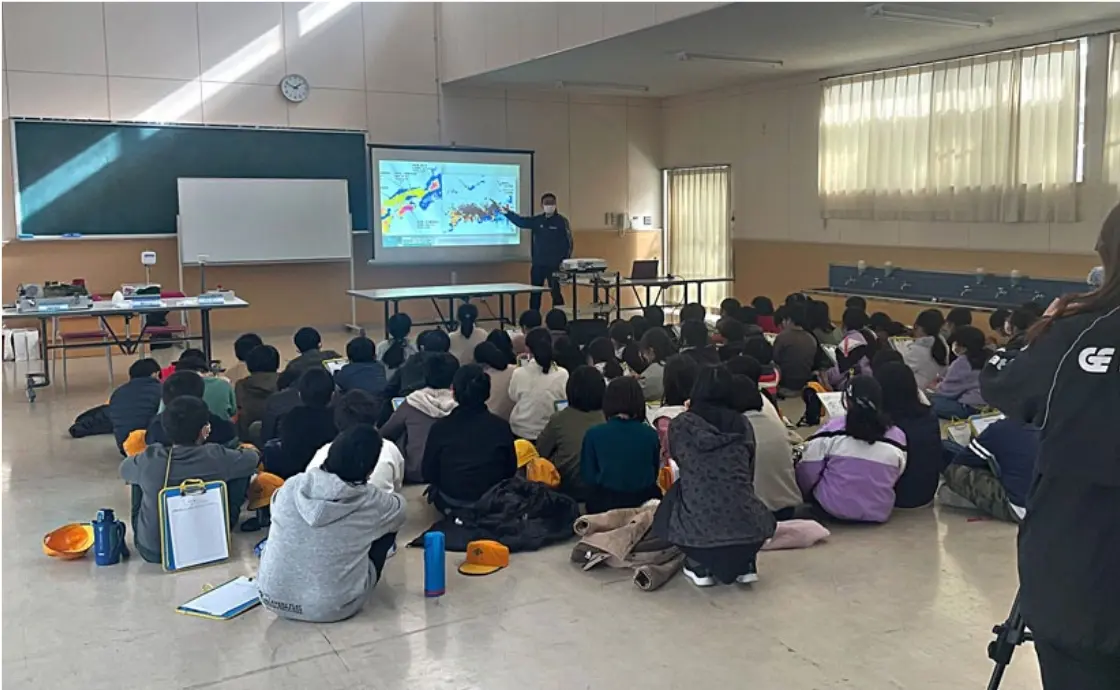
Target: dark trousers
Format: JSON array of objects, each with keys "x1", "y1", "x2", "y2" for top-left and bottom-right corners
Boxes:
[
  {"x1": 681, "y1": 542, "x2": 765, "y2": 585},
  {"x1": 1036, "y1": 640, "x2": 1120, "y2": 690},
  {"x1": 530, "y1": 264, "x2": 564, "y2": 311},
  {"x1": 368, "y1": 532, "x2": 397, "y2": 583}
]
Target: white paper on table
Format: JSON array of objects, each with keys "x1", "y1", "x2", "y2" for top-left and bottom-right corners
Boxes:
[
  {"x1": 165, "y1": 488, "x2": 229, "y2": 570},
  {"x1": 816, "y1": 391, "x2": 846, "y2": 418},
  {"x1": 179, "y1": 576, "x2": 258, "y2": 617}
]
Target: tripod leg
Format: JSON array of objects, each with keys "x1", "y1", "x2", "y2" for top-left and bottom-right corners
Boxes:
[{"x1": 987, "y1": 593, "x2": 1031, "y2": 690}]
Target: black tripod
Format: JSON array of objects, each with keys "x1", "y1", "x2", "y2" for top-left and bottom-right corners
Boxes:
[{"x1": 987, "y1": 592, "x2": 1033, "y2": 690}]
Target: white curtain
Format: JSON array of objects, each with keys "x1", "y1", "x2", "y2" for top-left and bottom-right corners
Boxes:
[
  {"x1": 820, "y1": 39, "x2": 1081, "y2": 223},
  {"x1": 1106, "y1": 33, "x2": 1120, "y2": 187},
  {"x1": 666, "y1": 166, "x2": 730, "y2": 311}
]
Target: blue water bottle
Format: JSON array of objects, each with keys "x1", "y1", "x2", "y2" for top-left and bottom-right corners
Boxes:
[
  {"x1": 424, "y1": 531, "x2": 446, "y2": 597},
  {"x1": 92, "y1": 509, "x2": 126, "y2": 566}
]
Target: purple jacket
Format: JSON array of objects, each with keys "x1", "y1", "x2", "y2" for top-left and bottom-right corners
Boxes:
[
  {"x1": 935, "y1": 357, "x2": 986, "y2": 407},
  {"x1": 796, "y1": 416, "x2": 908, "y2": 523}
]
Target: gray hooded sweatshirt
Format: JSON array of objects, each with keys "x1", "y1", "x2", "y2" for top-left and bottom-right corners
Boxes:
[{"x1": 256, "y1": 469, "x2": 406, "y2": 623}]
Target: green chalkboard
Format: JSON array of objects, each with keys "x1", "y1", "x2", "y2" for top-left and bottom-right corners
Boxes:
[{"x1": 12, "y1": 120, "x2": 369, "y2": 237}]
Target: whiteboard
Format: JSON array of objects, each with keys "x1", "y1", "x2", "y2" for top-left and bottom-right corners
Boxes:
[{"x1": 178, "y1": 178, "x2": 352, "y2": 265}]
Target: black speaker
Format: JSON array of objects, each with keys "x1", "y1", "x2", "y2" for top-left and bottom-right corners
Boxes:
[{"x1": 568, "y1": 318, "x2": 609, "y2": 348}]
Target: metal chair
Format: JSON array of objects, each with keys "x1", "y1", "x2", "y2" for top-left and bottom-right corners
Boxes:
[
  {"x1": 139, "y1": 290, "x2": 189, "y2": 356},
  {"x1": 53, "y1": 317, "x2": 114, "y2": 390}
]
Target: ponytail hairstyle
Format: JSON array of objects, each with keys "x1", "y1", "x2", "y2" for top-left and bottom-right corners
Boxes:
[
  {"x1": 524, "y1": 327, "x2": 555, "y2": 373},
  {"x1": 843, "y1": 375, "x2": 891, "y2": 444},
  {"x1": 473, "y1": 341, "x2": 510, "y2": 372},
  {"x1": 951, "y1": 326, "x2": 990, "y2": 370},
  {"x1": 457, "y1": 303, "x2": 479, "y2": 338},
  {"x1": 382, "y1": 313, "x2": 413, "y2": 369},
  {"x1": 586, "y1": 337, "x2": 623, "y2": 379},
  {"x1": 914, "y1": 309, "x2": 948, "y2": 366}
]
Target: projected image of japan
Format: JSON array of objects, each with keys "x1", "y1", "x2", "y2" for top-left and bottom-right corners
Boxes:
[{"x1": 379, "y1": 160, "x2": 521, "y2": 248}]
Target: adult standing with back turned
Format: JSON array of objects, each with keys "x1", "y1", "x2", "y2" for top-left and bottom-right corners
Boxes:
[
  {"x1": 502, "y1": 192, "x2": 573, "y2": 312},
  {"x1": 980, "y1": 203, "x2": 1120, "y2": 689}
]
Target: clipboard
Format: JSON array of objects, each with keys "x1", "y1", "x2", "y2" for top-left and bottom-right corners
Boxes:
[
  {"x1": 158, "y1": 479, "x2": 232, "y2": 572},
  {"x1": 176, "y1": 576, "x2": 260, "y2": 621},
  {"x1": 816, "y1": 391, "x2": 846, "y2": 418},
  {"x1": 968, "y1": 412, "x2": 1005, "y2": 438}
]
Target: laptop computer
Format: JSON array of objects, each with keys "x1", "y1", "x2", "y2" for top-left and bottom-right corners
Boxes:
[{"x1": 630, "y1": 259, "x2": 659, "y2": 280}]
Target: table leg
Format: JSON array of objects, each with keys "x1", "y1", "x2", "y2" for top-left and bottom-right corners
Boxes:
[
  {"x1": 697, "y1": 281, "x2": 703, "y2": 306},
  {"x1": 383, "y1": 301, "x2": 391, "y2": 339},
  {"x1": 645, "y1": 285, "x2": 652, "y2": 308},
  {"x1": 201, "y1": 309, "x2": 213, "y2": 361},
  {"x1": 509, "y1": 293, "x2": 518, "y2": 327},
  {"x1": 570, "y1": 274, "x2": 578, "y2": 321}
]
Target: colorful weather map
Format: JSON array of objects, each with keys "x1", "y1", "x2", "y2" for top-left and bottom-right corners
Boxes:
[{"x1": 378, "y1": 160, "x2": 521, "y2": 248}]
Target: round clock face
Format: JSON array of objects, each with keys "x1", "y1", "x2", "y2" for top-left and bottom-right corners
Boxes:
[{"x1": 280, "y1": 74, "x2": 310, "y2": 103}]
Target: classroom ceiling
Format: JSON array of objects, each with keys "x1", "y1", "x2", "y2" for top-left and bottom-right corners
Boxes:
[{"x1": 454, "y1": 2, "x2": 1120, "y2": 97}]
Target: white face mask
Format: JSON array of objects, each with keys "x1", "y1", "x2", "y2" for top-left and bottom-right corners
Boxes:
[{"x1": 543, "y1": 204, "x2": 557, "y2": 215}]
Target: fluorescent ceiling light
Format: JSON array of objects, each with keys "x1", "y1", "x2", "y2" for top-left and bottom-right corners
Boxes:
[
  {"x1": 675, "y1": 52, "x2": 784, "y2": 67},
  {"x1": 865, "y1": 4, "x2": 993, "y2": 29},
  {"x1": 554, "y1": 80, "x2": 650, "y2": 93}
]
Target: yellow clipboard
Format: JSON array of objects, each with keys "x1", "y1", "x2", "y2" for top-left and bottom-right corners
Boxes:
[{"x1": 158, "y1": 479, "x2": 231, "y2": 573}]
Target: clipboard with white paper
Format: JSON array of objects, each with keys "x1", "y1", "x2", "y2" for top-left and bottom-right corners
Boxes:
[
  {"x1": 159, "y1": 479, "x2": 231, "y2": 572},
  {"x1": 816, "y1": 391, "x2": 846, "y2": 419},
  {"x1": 177, "y1": 576, "x2": 260, "y2": 620}
]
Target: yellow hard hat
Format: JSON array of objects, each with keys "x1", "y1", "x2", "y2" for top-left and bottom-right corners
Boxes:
[{"x1": 42, "y1": 523, "x2": 95, "y2": 560}]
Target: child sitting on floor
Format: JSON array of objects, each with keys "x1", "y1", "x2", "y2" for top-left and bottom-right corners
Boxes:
[
  {"x1": 272, "y1": 367, "x2": 338, "y2": 479},
  {"x1": 944, "y1": 307, "x2": 973, "y2": 339},
  {"x1": 335, "y1": 336, "x2": 387, "y2": 398},
  {"x1": 772, "y1": 303, "x2": 819, "y2": 395},
  {"x1": 586, "y1": 337, "x2": 625, "y2": 379},
  {"x1": 581, "y1": 377, "x2": 662, "y2": 513},
  {"x1": 797, "y1": 375, "x2": 907, "y2": 523},
  {"x1": 874, "y1": 362, "x2": 943, "y2": 509},
  {"x1": 545, "y1": 308, "x2": 569, "y2": 340},
  {"x1": 536, "y1": 365, "x2": 606, "y2": 501},
  {"x1": 109, "y1": 358, "x2": 162, "y2": 453},
  {"x1": 121, "y1": 396, "x2": 259, "y2": 564},
  {"x1": 653, "y1": 366, "x2": 776, "y2": 587},
  {"x1": 448, "y1": 303, "x2": 488, "y2": 365},
  {"x1": 609, "y1": 319, "x2": 635, "y2": 360},
  {"x1": 226, "y1": 333, "x2": 263, "y2": 383},
  {"x1": 260, "y1": 368, "x2": 300, "y2": 443},
  {"x1": 679, "y1": 320, "x2": 720, "y2": 367},
  {"x1": 235, "y1": 344, "x2": 279, "y2": 444},
  {"x1": 940, "y1": 417, "x2": 1039, "y2": 523},
  {"x1": 145, "y1": 371, "x2": 238, "y2": 448},
  {"x1": 285, "y1": 326, "x2": 342, "y2": 376},
  {"x1": 377, "y1": 313, "x2": 418, "y2": 379},
  {"x1": 474, "y1": 341, "x2": 516, "y2": 420},
  {"x1": 257, "y1": 425, "x2": 406, "y2": 623},
  {"x1": 752, "y1": 296, "x2": 779, "y2": 334},
  {"x1": 422, "y1": 364, "x2": 517, "y2": 513},
  {"x1": 930, "y1": 326, "x2": 989, "y2": 420},
  {"x1": 824, "y1": 308, "x2": 875, "y2": 391},
  {"x1": 171, "y1": 350, "x2": 237, "y2": 421},
  {"x1": 509, "y1": 328, "x2": 569, "y2": 441},
  {"x1": 648, "y1": 355, "x2": 701, "y2": 470},
  {"x1": 379, "y1": 330, "x2": 453, "y2": 426},
  {"x1": 309, "y1": 389, "x2": 406, "y2": 494},
  {"x1": 381, "y1": 353, "x2": 460, "y2": 482},
  {"x1": 904, "y1": 310, "x2": 949, "y2": 391},
  {"x1": 636, "y1": 327, "x2": 677, "y2": 402},
  {"x1": 513, "y1": 309, "x2": 542, "y2": 356}
]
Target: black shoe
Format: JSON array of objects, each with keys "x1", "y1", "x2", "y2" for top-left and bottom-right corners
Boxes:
[
  {"x1": 683, "y1": 559, "x2": 716, "y2": 587},
  {"x1": 736, "y1": 559, "x2": 759, "y2": 585}
]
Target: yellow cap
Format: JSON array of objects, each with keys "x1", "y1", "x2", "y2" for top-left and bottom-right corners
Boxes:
[
  {"x1": 458, "y1": 540, "x2": 510, "y2": 576},
  {"x1": 247, "y1": 472, "x2": 284, "y2": 510}
]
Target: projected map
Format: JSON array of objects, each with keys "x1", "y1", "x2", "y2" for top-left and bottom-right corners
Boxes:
[{"x1": 379, "y1": 161, "x2": 521, "y2": 248}]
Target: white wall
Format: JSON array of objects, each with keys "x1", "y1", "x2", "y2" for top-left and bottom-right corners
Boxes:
[
  {"x1": 438, "y1": 2, "x2": 724, "y2": 83},
  {"x1": 662, "y1": 34, "x2": 1119, "y2": 256},
  {"x1": 1, "y1": 2, "x2": 662, "y2": 234}
]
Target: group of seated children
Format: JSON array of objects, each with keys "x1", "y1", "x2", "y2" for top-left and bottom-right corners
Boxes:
[{"x1": 112, "y1": 290, "x2": 1039, "y2": 611}]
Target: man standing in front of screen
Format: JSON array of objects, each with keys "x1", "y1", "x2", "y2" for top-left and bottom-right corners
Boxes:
[{"x1": 501, "y1": 192, "x2": 573, "y2": 312}]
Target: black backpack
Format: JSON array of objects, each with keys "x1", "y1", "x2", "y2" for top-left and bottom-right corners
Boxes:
[{"x1": 69, "y1": 404, "x2": 113, "y2": 438}]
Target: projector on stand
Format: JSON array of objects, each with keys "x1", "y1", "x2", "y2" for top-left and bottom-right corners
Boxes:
[{"x1": 560, "y1": 258, "x2": 608, "y2": 272}]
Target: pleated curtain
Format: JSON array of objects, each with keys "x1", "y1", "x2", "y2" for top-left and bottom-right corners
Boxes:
[
  {"x1": 1106, "y1": 33, "x2": 1120, "y2": 188},
  {"x1": 666, "y1": 166, "x2": 730, "y2": 311},
  {"x1": 820, "y1": 39, "x2": 1081, "y2": 223}
]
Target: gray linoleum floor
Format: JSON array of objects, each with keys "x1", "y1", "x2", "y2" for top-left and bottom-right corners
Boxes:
[{"x1": 2, "y1": 332, "x2": 1041, "y2": 690}]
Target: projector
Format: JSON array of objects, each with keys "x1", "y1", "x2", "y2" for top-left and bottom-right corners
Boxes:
[{"x1": 560, "y1": 258, "x2": 608, "y2": 272}]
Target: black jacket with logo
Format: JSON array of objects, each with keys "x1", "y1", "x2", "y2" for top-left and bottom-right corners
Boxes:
[
  {"x1": 503, "y1": 210, "x2": 573, "y2": 267},
  {"x1": 981, "y1": 305, "x2": 1120, "y2": 653}
]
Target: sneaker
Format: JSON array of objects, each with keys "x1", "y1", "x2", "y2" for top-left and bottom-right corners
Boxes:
[
  {"x1": 735, "y1": 559, "x2": 759, "y2": 585},
  {"x1": 683, "y1": 564, "x2": 716, "y2": 588}
]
